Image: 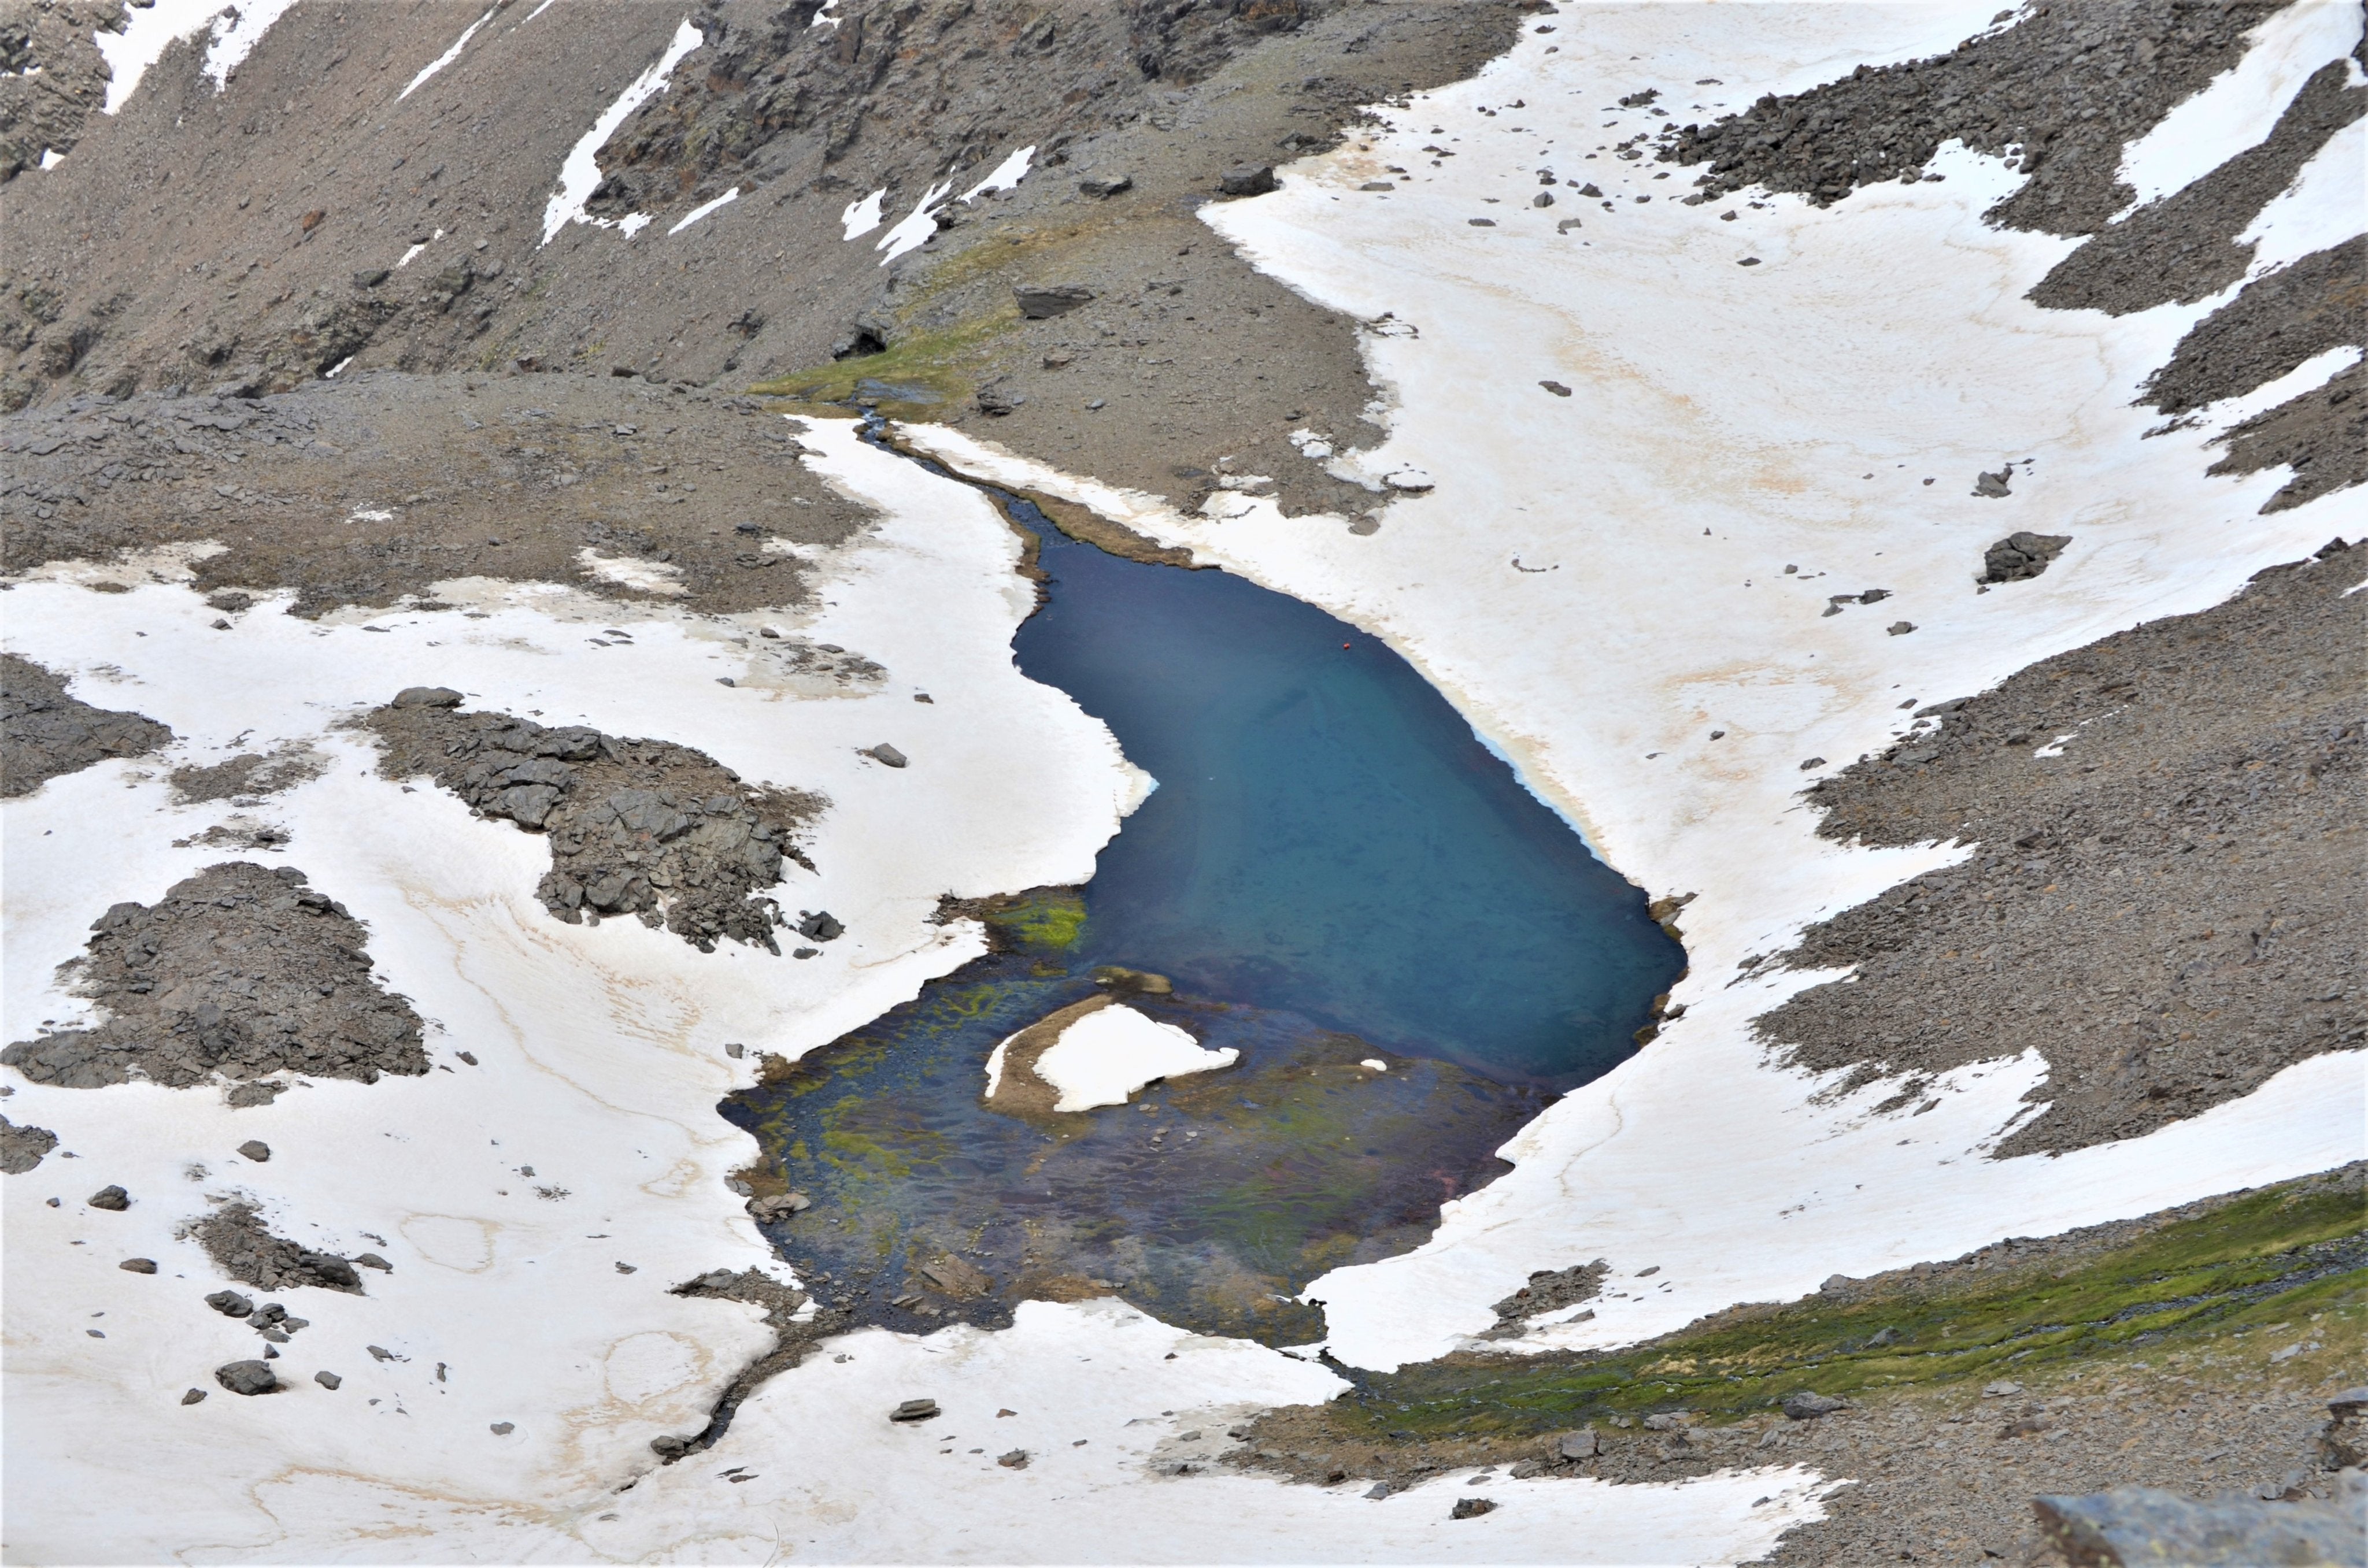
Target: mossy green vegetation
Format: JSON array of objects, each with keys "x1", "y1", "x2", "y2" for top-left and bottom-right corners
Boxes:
[
  {"x1": 1318, "y1": 1171, "x2": 2365, "y2": 1442},
  {"x1": 982, "y1": 889, "x2": 1088, "y2": 951},
  {"x1": 749, "y1": 307, "x2": 1017, "y2": 416}
]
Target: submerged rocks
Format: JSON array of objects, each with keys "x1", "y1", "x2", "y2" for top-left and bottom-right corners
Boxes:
[
  {"x1": 361, "y1": 698, "x2": 821, "y2": 954},
  {"x1": 0, "y1": 863, "x2": 426, "y2": 1091}
]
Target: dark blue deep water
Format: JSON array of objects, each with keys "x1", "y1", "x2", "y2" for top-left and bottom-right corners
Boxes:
[
  {"x1": 1018, "y1": 506, "x2": 1678, "y2": 1092},
  {"x1": 723, "y1": 462, "x2": 1682, "y2": 1343}
]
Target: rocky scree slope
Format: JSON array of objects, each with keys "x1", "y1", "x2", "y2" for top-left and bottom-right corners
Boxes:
[
  {"x1": 1762, "y1": 541, "x2": 2365, "y2": 1158},
  {"x1": 1, "y1": 649, "x2": 173, "y2": 796},
  {"x1": 1, "y1": 860, "x2": 428, "y2": 1093},
  {"x1": 0, "y1": 373, "x2": 868, "y2": 617}
]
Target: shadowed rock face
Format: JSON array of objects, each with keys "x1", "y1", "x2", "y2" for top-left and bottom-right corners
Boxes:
[
  {"x1": 0, "y1": 862, "x2": 427, "y2": 1091},
  {"x1": 1, "y1": 652, "x2": 173, "y2": 798},
  {"x1": 360, "y1": 696, "x2": 824, "y2": 953}
]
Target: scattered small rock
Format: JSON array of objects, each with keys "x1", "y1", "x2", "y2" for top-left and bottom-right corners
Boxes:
[
  {"x1": 315, "y1": 1370, "x2": 342, "y2": 1390},
  {"x1": 1218, "y1": 164, "x2": 1276, "y2": 197},
  {"x1": 1539, "y1": 380, "x2": 1572, "y2": 396},
  {"x1": 181, "y1": 1388, "x2": 208, "y2": 1405},
  {"x1": 206, "y1": 1289, "x2": 256, "y2": 1317},
  {"x1": 0, "y1": 1114, "x2": 59, "y2": 1173},
  {"x1": 1557, "y1": 1428, "x2": 1602, "y2": 1459},
  {"x1": 490, "y1": 1421, "x2": 515, "y2": 1435},
  {"x1": 119, "y1": 1257, "x2": 158, "y2": 1273},
  {"x1": 87, "y1": 1184, "x2": 130, "y2": 1211},
  {"x1": 237, "y1": 1140, "x2": 271, "y2": 1162},
  {"x1": 1888, "y1": 621, "x2": 1916, "y2": 636},
  {"x1": 864, "y1": 743, "x2": 908, "y2": 769},
  {"x1": 1451, "y1": 1497, "x2": 1497, "y2": 1519},
  {"x1": 890, "y1": 1398, "x2": 941, "y2": 1422},
  {"x1": 997, "y1": 1450, "x2": 1030, "y2": 1469},
  {"x1": 1978, "y1": 531, "x2": 2071, "y2": 584},
  {"x1": 1077, "y1": 174, "x2": 1133, "y2": 198},
  {"x1": 1973, "y1": 468, "x2": 2013, "y2": 498}
]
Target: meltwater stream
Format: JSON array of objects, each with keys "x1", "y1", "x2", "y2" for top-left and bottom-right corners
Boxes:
[{"x1": 726, "y1": 458, "x2": 1682, "y2": 1344}]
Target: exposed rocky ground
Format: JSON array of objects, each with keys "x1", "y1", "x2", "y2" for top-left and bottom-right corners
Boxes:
[
  {"x1": 1762, "y1": 540, "x2": 2363, "y2": 1156},
  {"x1": 0, "y1": 0, "x2": 118, "y2": 182},
  {"x1": 1, "y1": 649, "x2": 172, "y2": 796},
  {"x1": 0, "y1": 373, "x2": 866, "y2": 616},
  {"x1": 1229, "y1": 1167, "x2": 2365, "y2": 1565},
  {"x1": 0, "y1": 1111, "x2": 58, "y2": 1172},
  {"x1": 360, "y1": 689, "x2": 824, "y2": 952},
  {"x1": 187, "y1": 1199, "x2": 369, "y2": 1295},
  {"x1": 0, "y1": 861, "x2": 428, "y2": 1093}
]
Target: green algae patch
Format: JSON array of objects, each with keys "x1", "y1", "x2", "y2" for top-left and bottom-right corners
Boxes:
[
  {"x1": 1306, "y1": 1167, "x2": 2366, "y2": 1445},
  {"x1": 749, "y1": 308, "x2": 1018, "y2": 417},
  {"x1": 986, "y1": 890, "x2": 1088, "y2": 951}
]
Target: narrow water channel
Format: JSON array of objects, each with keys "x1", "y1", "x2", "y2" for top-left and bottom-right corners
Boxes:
[{"x1": 723, "y1": 448, "x2": 1682, "y2": 1344}]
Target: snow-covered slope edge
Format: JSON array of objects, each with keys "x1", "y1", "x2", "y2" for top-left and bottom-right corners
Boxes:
[{"x1": 900, "y1": 1, "x2": 2368, "y2": 1373}]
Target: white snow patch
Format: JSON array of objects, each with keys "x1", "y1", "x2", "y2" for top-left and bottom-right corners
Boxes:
[
  {"x1": 961, "y1": 144, "x2": 1035, "y2": 203},
  {"x1": 875, "y1": 180, "x2": 952, "y2": 265},
  {"x1": 841, "y1": 187, "x2": 887, "y2": 240},
  {"x1": 2115, "y1": 0, "x2": 2364, "y2": 209},
  {"x1": 576, "y1": 548, "x2": 687, "y2": 596},
  {"x1": 323, "y1": 356, "x2": 354, "y2": 379},
  {"x1": 902, "y1": 0, "x2": 2368, "y2": 1372},
  {"x1": 395, "y1": 227, "x2": 443, "y2": 269},
  {"x1": 1028, "y1": 1003, "x2": 1237, "y2": 1113},
  {"x1": 1360, "y1": 1058, "x2": 1388, "y2": 1072},
  {"x1": 524, "y1": 0, "x2": 561, "y2": 18},
  {"x1": 617, "y1": 212, "x2": 653, "y2": 237},
  {"x1": 2237, "y1": 114, "x2": 2367, "y2": 279},
  {"x1": 811, "y1": 0, "x2": 842, "y2": 23},
  {"x1": 539, "y1": 19, "x2": 704, "y2": 247},
  {"x1": 398, "y1": 7, "x2": 495, "y2": 100},
  {"x1": 667, "y1": 186, "x2": 739, "y2": 235},
  {"x1": 343, "y1": 507, "x2": 393, "y2": 522},
  {"x1": 37, "y1": 147, "x2": 63, "y2": 170}
]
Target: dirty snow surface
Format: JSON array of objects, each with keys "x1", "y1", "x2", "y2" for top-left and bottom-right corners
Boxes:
[{"x1": 8, "y1": 2, "x2": 2365, "y2": 1563}]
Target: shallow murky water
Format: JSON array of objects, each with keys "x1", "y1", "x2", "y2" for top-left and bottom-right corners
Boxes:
[{"x1": 725, "y1": 463, "x2": 1682, "y2": 1343}]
